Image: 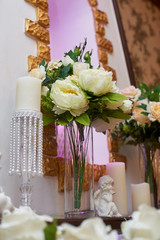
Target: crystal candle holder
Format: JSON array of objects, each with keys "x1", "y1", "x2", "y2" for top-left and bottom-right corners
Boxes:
[{"x1": 9, "y1": 110, "x2": 43, "y2": 206}]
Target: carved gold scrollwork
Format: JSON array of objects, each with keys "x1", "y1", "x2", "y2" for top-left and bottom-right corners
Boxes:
[
  {"x1": 36, "y1": 7, "x2": 49, "y2": 28},
  {"x1": 25, "y1": 0, "x2": 48, "y2": 12}
]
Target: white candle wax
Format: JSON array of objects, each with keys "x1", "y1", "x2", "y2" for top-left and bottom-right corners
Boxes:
[
  {"x1": 131, "y1": 183, "x2": 151, "y2": 211},
  {"x1": 15, "y1": 76, "x2": 41, "y2": 111},
  {"x1": 107, "y1": 162, "x2": 128, "y2": 216}
]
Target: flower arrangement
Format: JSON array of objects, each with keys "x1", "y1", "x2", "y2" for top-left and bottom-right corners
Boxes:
[
  {"x1": 29, "y1": 39, "x2": 131, "y2": 128},
  {"x1": 30, "y1": 39, "x2": 132, "y2": 213},
  {"x1": 111, "y1": 83, "x2": 160, "y2": 206}
]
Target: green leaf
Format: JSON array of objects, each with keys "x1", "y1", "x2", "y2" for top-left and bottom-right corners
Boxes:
[
  {"x1": 106, "y1": 92, "x2": 128, "y2": 101},
  {"x1": 65, "y1": 50, "x2": 77, "y2": 61},
  {"x1": 105, "y1": 109, "x2": 130, "y2": 120},
  {"x1": 75, "y1": 113, "x2": 90, "y2": 126},
  {"x1": 59, "y1": 64, "x2": 71, "y2": 78},
  {"x1": 43, "y1": 114, "x2": 56, "y2": 126},
  {"x1": 57, "y1": 118, "x2": 69, "y2": 126},
  {"x1": 100, "y1": 95, "x2": 119, "y2": 103},
  {"x1": 137, "y1": 104, "x2": 147, "y2": 110},
  {"x1": 66, "y1": 111, "x2": 74, "y2": 122},
  {"x1": 44, "y1": 219, "x2": 57, "y2": 240},
  {"x1": 39, "y1": 58, "x2": 45, "y2": 67},
  {"x1": 141, "y1": 112, "x2": 149, "y2": 116},
  {"x1": 45, "y1": 63, "x2": 48, "y2": 71}
]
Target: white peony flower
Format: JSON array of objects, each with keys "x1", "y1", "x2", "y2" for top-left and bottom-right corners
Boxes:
[
  {"x1": 120, "y1": 100, "x2": 133, "y2": 113},
  {"x1": 121, "y1": 204, "x2": 160, "y2": 240},
  {"x1": 29, "y1": 66, "x2": 46, "y2": 81},
  {"x1": 92, "y1": 118, "x2": 122, "y2": 132},
  {"x1": 148, "y1": 101, "x2": 160, "y2": 123},
  {"x1": 0, "y1": 190, "x2": 14, "y2": 216},
  {"x1": 121, "y1": 86, "x2": 141, "y2": 101},
  {"x1": 111, "y1": 81, "x2": 120, "y2": 93},
  {"x1": 73, "y1": 62, "x2": 89, "y2": 76},
  {"x1": 78, "y1": 69, "x2": 113, "y2": 96},
  {"x1": 48, "y1": 59, "x2": 62, "y2": 70},
  {"x1": 50, "y1": 79, "x2": 89, "y2": 116},
  {"x1": 62, "y1": 55, "x2": 74, "y2": 66},
  {"x1": 0, "y1": 206, "x2": 52, "y2": 240},
  {"x1": 58, "y1": 217, "x2": 117, "y2": 240},
  {"x1": 41, "y1": 86, "x2": 49, "y2": 96}
]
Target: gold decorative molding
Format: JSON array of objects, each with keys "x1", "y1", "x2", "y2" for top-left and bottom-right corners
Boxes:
[
  {"x1": 28, "y1": 55, "x2": 42, "y2": 71},
  {"x1": 36, "y1": 7, "x2": 49, "y2": 28},
  {"x1": 25, "y1": 18, "x2": 50, "y2": 44},
  {"x1": 96, "y1": 34, "x2": 113, "y2": 53},
  {"x1": 92, "y1": 7, "x2": 108, "y2": 24},
  {"x1": 94, "y1": 21, "x2": 105, "y2": 36},
  {"x1": 37, "y1": 41, "x2": 51, "y2": 61},
  {"x1": 88, "y1": 0, "x2": 97, "y2": 7},
  {"x1": 98, "y1": 48, "x2": 108, "y2": 63},
  {"x1": 25, "y1": 0, "x2": 48, "y2": 12}
]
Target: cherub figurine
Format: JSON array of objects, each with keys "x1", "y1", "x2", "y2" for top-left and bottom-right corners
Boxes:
[{"x1": 94, "y1": 175, "x2": 121, "y2": 217}]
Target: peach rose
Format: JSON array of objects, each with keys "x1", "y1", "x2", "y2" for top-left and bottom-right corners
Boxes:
[
  {"x1": 121, "y1": 86, "x2": 141, "y2": 101},
  {"x1": 148, "y1": 102, "x2": 160, "y2": 123},
  {"x1": 132, "y1": 100, "x2": 150, "y2": 124}
]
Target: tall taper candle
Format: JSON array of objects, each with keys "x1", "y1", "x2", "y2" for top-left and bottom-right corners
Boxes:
[
  {"x1": 131, "y1": 183, "x2": 151, "y2": 211},
  {"x1": 107, "y1": 162, "x2": 128, "y2": 216},
  {"x1": 16, "y1": 76, "x2": 41, "y2": 111}
]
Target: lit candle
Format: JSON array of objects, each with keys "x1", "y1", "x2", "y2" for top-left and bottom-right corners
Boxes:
[
  {"x1": 131, "y1": 183, "x2": 151, "y2": 211},
  {"x1": 15, "y1": 76, "x2": 41, "y2": 111},
  {"x1": 107, "y1": 162, "x2": 128, "y2": 216}
]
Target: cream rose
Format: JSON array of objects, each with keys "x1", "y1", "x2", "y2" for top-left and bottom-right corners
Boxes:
[
  {"x1": 92, "y1": 118, "x2": 122, "y2": 132},
  {"x1": 121, "y1": 86, "x2": 141, "y2": 101},
  {"x1": 29, "y1": 66, "x2": 46, "y2": 81},
  {"x1": 148, "y1": 102, "x2": 160, "y2": 123},
  {"x1": 78, "y1": 69, "x2": 113, "y2": 96},
  {"x1": 0, "y1": 206, "x2": 52, "y2": 240},
  {"x1": 121, "y1": 204, "x2": 160, "y2": 240},
  {"x1": 50, "y1": 79, "x2": 89, "y2": 116},
  {"x1": 41, "y1": 86, "x2": 49, "y2": 96},
  {"x1": 62, "y1": 55, "x2": 74, "y2": 66},
  {"x1": 48, "y1": 59, "x2": 62, "y2": 70},
  {"x1": 132, "y1": 100, "x2": 150, "y2": 124},
  {"x1": 59, "y1": 217, "x2": 117, "y2": 240},
  {"x1": 73, "y1": 62, "x2": 89, "y2": 76}
]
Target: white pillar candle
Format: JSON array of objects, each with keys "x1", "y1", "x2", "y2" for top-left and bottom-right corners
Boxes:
[
  {"x1": 15, "y1": 76, "x2": 41, "y2": 111},
  {"x1": 107, "y1": 162, "x2": 128, "y2": 216},
  {"x1": 131, "y1": 183, "x2": 151, "y2": 211}
]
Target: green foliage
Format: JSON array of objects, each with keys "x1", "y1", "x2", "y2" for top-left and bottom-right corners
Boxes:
[
  {"x1": 44, "y1": 219, "x2": 57, "y2": 240},
  {"x1": 43, "y1": 114, "x2": 56, "y2": 126},
  {"x1": 76, "y1": 113, "x2": 90, "y2": 126}
]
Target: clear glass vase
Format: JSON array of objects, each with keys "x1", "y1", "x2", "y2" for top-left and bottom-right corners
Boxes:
[
  {"x1": 64, "y1": 121, "x2": 95, "y2": 218},
  {"x1": 139, "y1": 143, "x2": 160, "y2": 208}
]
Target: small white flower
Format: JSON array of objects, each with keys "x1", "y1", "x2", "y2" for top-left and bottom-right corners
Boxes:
[
  {"x1": 41, "y1": 86, "x2": 49, "y2": 96},
  {"x1": 39, "y1": 65, "x2": 46, "y2": 80},
  {"x1": 29, "y1": 66, "x2": 46, "y2": 81},
  {"x1": 62, "y1": 55, "x2": 74, "y2": 66},
  {"x1": 73, "y1": 62, "x2": 89, "y2": 76},
  {"x1": 111, "y1": 81, "x2": 120, "y2": 93},
  {"x1": 48, "y1": 59, "x2": 62, "y2": 70},
  {"x1": 120, "y1": 100, "x2": 133, "y2": 113},
  {"x1": 78, "y1": 69, "x2": 113, "y2": 96}
]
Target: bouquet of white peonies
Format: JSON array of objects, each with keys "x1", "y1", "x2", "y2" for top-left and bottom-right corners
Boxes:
[{"x1": 30, "y1": 39, "x2": 131, "y2": 129}]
